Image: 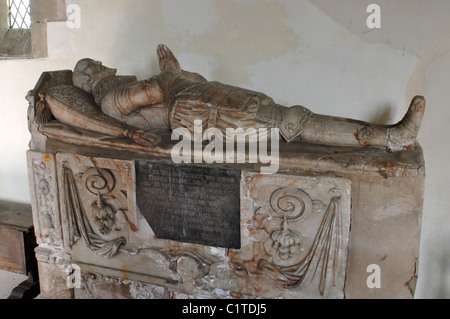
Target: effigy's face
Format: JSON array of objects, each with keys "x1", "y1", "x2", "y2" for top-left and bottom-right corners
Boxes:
[
  {"x1": 83, "y1": 60, "x2": 117, "y2": 82},
  {"x1": 73, "y1": 58, "x2": 117, "y2": 93}
]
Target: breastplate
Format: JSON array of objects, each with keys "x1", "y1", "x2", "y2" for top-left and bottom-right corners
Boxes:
[{"x1": 166, "y1": 79, "x2": 274, "y2": 112}]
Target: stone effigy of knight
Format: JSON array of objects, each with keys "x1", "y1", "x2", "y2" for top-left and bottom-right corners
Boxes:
[{"x1": 35, "y1": 44, "x2": 425, "y2": 152}]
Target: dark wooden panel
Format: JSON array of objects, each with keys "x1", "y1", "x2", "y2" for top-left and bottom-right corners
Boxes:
[
  {"x1": 0, "y1": 200, "x2": 38, "y2": 278},
  {"x1": 0, "y1": 226, "x2": 25, "y2": 274},
  {"x1": 0, "y1": 201, "x2": 33, "y2": 231}
]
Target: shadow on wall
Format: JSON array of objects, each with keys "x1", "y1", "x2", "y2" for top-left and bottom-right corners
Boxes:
[
  {"x1": 435, "y1": 254, "x2": 450, "y2": 298},
  {"x1": 370, "y1": 106, "x2": 392, "y2": 125},
  {"x1": 420, "y1": 252, "x2": 450, "y2": 298}
]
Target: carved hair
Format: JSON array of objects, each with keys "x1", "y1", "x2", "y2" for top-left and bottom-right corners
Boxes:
[{"x1": 73, "y1": 58, "x2": 96, "y2": 93}]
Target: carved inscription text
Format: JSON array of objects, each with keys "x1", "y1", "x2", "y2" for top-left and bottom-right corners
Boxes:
[{"x1": 136, "y1": 162, "x2": 241, "y2": 248}]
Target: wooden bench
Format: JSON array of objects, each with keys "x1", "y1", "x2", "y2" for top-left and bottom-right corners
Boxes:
[{"x1": 0, "y1": 200, "x2": 39, "y2": 299}]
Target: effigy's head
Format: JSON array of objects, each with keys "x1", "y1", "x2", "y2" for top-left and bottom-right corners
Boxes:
[{"x1": 73, "y1": 58, "x2": 117, "y2": 93}]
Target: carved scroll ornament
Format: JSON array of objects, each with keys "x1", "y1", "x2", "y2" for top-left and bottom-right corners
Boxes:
[
  {"x1": 63, "y1": 166, "x2": 126, "y2": 258},
  {"x1": 256, "y1": 194, "x2": 343, "y2": 294}
]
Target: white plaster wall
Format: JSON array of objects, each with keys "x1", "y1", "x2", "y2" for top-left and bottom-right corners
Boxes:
[{"x1": 0, "y1": 0, "x2": 448, "y2": 297}]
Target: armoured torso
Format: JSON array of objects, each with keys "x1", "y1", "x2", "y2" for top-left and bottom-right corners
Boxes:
[{"x1": 167, "y1": 79, "x2": 272, "y2": 111}]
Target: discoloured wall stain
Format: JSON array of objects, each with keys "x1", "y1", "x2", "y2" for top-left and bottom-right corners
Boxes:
[
  {"x1": 162, "y1": 0, "x2": 218, "y2": 43},
  {"x1": 71, "y1": 0, "x2": 171, "y2": 79},
  {"x1": 309, "y1": 0, "x2": 450, "y2": 105},
  {"x1": 406, "y1": 18, "x2": 450, "y2": 101},
  {"x1": 404, "y1": 258, "x2": 418, "y2": 296},
  {"x1": 161, "y1": 0, "x2": 302, "y2": 85}
]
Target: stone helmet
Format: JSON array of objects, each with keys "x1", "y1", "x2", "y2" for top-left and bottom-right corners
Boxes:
[{"x1": 73, "y1": 58, "x2": 117, "y2": 93}]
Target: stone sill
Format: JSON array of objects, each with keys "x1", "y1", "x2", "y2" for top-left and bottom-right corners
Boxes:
[{"x1": 0, "y1": 55, "x2": 32, "y2": 60}]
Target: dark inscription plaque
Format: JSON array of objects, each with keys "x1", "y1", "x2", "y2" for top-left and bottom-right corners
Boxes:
[{"x1": 136, "y1": 162, "x2": 241, "y2": 249}]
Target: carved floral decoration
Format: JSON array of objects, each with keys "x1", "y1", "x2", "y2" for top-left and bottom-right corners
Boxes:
[
  {"x1": 245, "y1": 187, "x2": 344, "y2": 296},
  {"x1": 32, "y1": 159, "x2": 61, "y2": 245}
]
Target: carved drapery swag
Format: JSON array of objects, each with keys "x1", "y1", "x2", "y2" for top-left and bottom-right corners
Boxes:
[
  {"x1": 63, "y1": 167, "x2": 126, "y2": 258},
  {"x1": 258, "y1": 196, "x2": 342, "y2": 295}
]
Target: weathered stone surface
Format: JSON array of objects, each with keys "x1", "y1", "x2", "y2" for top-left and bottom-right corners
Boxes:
[
  {"x1": 30, "y1": 0, "x2": 67, "y2": 24},
  {"x1": 0, "y1": 28, "x2": 31, "y2": 57},
  {"x1": 34, "y1": 247, "x2": 72, "y2": 299},
  {"x1": 75, "y1": 270, "x2": 170, "y2": 299},
  {"x1": 343, "y1": 174, "x2": 424, "y2": 298},
  {"x1": 31, "y1": 22, "x2": 47, "y2": 58},
  {"x1": 136, "y1": 161, "x2": 241, "y2": 249},
  {"x1": 0, "y1": 1, "x2": 9, "y2": 34}
]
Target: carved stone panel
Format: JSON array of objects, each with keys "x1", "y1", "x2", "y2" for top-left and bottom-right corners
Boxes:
[
  {"x1": 56, "y1": 153, "x2": 137, "y2": 258},
  {"x1": 232, "y1": 172, "x2": 352, "y2": 299},
  {"x1": 75, "y1": 271, "x2": 170, "y2": 299},
  {"x1": 27, "y1": 151, "x2": 62, "y2": 246}
]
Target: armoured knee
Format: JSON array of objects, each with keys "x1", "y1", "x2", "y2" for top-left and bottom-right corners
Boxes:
[{"x1": 279, "y1": 105, "x2": 312, "y2": 142}]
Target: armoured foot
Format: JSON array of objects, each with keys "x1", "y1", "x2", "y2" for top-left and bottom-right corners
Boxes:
[
  {"x1": 157, "y1": 44, "x2": 182, "y2": 77},
  {"x1": 387, "y1": 96, "x2": 426, "y2": 151}
]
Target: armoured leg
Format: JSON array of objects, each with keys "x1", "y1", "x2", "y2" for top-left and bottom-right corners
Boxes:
[{"x1": 280, "y1": 96, "x2": 426, "y2": 151}]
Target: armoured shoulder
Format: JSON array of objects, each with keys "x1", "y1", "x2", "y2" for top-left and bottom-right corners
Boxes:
[{"x1": 93, "y1": 75, "x2": 137, "y2": 105}]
